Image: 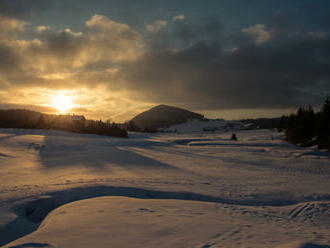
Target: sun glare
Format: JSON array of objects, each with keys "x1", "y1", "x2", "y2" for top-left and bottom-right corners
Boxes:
[{"x1": 52, "y1": 94, "x2": 73, "y2": 112}]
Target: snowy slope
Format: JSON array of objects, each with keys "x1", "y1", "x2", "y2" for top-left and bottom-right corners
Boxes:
[
  {"x1": 6, "y1": 196, "x2": 329, "y2": 248},
  {"x1": 0, "y1": 128, "x2": 329, "y2": 247},
  {"x1": 158, "y1": 119, "x2": 244, "y2": 134}
]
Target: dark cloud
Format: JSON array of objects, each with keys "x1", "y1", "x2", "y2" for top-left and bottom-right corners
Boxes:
[
  {"x1": 0, "y1": 0, "x2": 50, "y2": 19},
  {"x1": 42, "y1": 30, "x2": 84, "y2": 59},
  {"x1": 0, "y1": 4, "x2": 330, "y2": 114},
  {"x1": 0, "y1": 14, "x2": 141, "y2": 90},
  {"x1": 0, "y1": 0, "x2": 18, "y2": 18},
  {"x1": 0, "y1": 44, "x2": 20, "y2": 72},
  {"x1": 117, "y1": 20, "x2": 330, "y2": 110},
  {"x1": 172, "y1": 17, "x2": 222, "y2": 44},
  {"x1": 145, "y1": 16, "x2": 223, "y2": 51}
]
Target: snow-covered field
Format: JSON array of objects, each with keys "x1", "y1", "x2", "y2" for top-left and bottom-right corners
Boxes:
[
  {"x1": 158, "y1": 119, "x2": 243, "y2": 133},
  {"x1": 0, "y1": 128, "x2": 329, "y2": 248}
]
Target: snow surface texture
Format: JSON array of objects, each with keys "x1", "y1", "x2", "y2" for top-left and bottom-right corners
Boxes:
[{"x1": 0, "y1": 128, "x2": 329, "y2": 247}]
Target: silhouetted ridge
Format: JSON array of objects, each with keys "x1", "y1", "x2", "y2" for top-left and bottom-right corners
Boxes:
[
  {"x1": 0, "y1": 109, "x2": 128, "y2": 138},
  {"x1": 130, "y1": 104, "x2": 204, "y2": 131}
]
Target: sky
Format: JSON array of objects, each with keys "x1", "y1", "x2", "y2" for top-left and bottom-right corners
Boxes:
[{"x1": 0, "y1": 0, "x2": 330, "y2": 122}]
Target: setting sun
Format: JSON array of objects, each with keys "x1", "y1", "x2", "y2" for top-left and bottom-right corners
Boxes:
[{"x1": 52, "y1": 94, "x2": 73, "y2": 112}]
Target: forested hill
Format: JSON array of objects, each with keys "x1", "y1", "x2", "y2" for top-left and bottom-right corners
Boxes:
[{"x1": 0, "y1": 109, "x2": 127, "y2": 138}]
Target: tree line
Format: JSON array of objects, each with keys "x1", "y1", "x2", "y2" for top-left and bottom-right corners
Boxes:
[
  {"x1": 0, "y1": 109, "x2": 128, "y2": 138},
  {"x1": 278, "y1": 96, "x2": 330, "y2": 150}
]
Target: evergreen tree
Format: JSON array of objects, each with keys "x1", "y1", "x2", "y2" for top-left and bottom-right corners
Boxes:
[
  {"x1": 279, "y1": 96, "x2": 329, "y2": 150},
  {"x1": 317, "y1": 96, "x2": 330, "y2": 149}
]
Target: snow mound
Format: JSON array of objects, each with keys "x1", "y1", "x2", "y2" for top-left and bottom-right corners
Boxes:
[
  {"x1": 10, "y1": 197, "x2": 329, "y2": 248},
  {"x1": 6, "y1": 196, "x2": 235, "y2": 248}
]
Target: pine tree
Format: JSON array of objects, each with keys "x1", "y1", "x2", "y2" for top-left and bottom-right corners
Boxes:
[{"x1": 317, "y1": 96, "x2": 330, "y2": 149}]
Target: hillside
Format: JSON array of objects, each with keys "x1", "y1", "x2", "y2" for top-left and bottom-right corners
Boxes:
[
  {"x1": 240, "y1": 118, "x2": 280, "y2": 130},
  {"x1": 130, "y1": 105, "x2": 205, "y2": 131},
  {"x1": 0, "y1": 109, "x2": 127, "y2": 138}
]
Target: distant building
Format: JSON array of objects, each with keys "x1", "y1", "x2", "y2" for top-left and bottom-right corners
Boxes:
[{"x1": 70, "y1": 115, "x2": 85, "y2": 121}]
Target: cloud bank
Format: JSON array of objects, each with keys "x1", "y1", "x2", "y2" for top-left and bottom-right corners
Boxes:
[{"x1": 0, "y1": 1, "x2": 330, "y2": 120}]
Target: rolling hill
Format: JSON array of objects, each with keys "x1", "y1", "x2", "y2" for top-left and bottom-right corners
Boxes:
[{"x1": 130, "y1": 104, "x2": 205, "y2": 131}]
